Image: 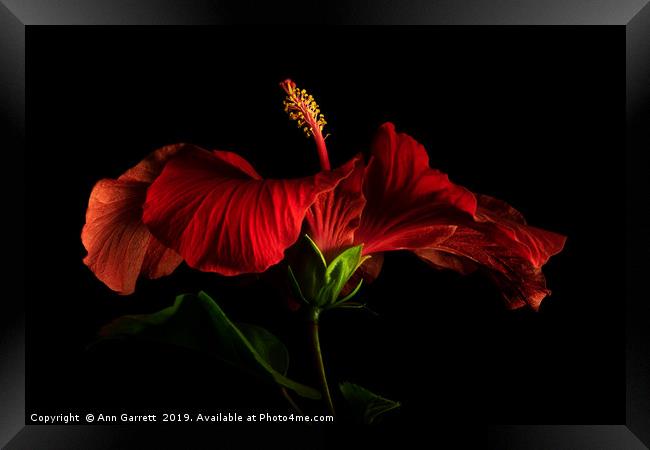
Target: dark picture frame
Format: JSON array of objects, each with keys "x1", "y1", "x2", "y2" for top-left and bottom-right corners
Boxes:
[{"x1": 1, "y1": 1, "x2": 649, "y2": 448}]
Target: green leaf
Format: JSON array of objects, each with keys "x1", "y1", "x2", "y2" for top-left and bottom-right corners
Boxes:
[
  {"x1": 237, "y1": 323, "x2": 289, "y2": 375},
  {"x1": 98, "y1": 291, "x2": 320, "y2": 399},
  {"x1": 339, "y1": 382, "x2": 400, "y2": 424}
]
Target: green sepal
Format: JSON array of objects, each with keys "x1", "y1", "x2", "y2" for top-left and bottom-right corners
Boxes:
[
  {"x1": 332, "y1": 301, "x2": 379, "y2": 317},
  {"x1": 97, "y1": 291, "x2": 321, "y2": 399},
  {"x1": 339, "y1": 382, "x2": 400, "y2": 424},
  {"x1": 288, "y1": 234, "x2": 368, "y2": 309},
  {"x1": 332, "y1": 279, "x2": 364, "y2": 306},
  {"x1": 287, "y1": 265, "x2": 309, "y2": 306},
  {"x1": 288, "y1": 234, "x2": 328, "y2": 305},
  {"x1": 318, "y1": 244, "x2": 366, "y2": 306}
]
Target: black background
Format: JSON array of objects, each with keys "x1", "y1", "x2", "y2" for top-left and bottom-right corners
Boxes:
[{"x1": 26, "y1": 27, "x2": 624, "y2": 426}]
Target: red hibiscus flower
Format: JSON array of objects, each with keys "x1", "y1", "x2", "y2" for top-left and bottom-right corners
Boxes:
[
  {"x1": 82, "y1": 79, "x2": 565, "y2": 310},
  {"x1": 81, "y1": 142, "x2": 353, "y2": 294},
  {"x1": 81, "y1": 144, "x2": 188, "y2": 294}
]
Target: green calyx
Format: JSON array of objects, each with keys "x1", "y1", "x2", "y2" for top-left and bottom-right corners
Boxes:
[{"x1": 288, "y1": 234, "x2": 369, "y2": 310}]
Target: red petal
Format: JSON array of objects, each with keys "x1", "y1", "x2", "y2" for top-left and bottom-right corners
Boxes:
[
  {"x1": 417, "y1": 248, "x2": 477, "y2": 276},
  {"x1": 355, "y1": 123, "x2": 477, "y2": 254},
  {"x1": 416, "y1": 195, "x2": 566, "y2": 310},
  {"x1": 142, "y1": 149, "x2": 356, "y2": 276},
  {"x1": 81, "y1": 144, "x2": 190, "y2": 295},
  {"x1": 476, "y1": 194, "x2": 565, "y2": 267},
  {"x1": 305, "y1": 155, "x2": 366, "y2": 261}
]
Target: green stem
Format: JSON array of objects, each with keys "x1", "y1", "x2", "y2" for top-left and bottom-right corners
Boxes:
[{"x1": 309, "y1": 311, "x2": 336, "y2": 418}]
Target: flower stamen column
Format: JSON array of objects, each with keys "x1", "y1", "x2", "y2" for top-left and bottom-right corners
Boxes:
[
  {"x1": 280, "y1": 79, "x2": 330, "y2": 171},
  {"x1": 281, "y1": 80, "x2": 337, "y2": 416}
]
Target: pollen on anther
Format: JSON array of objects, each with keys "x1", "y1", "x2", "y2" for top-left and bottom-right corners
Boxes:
[{"x1": 280, "y1": 79, "x2": 327, "y2": 138}]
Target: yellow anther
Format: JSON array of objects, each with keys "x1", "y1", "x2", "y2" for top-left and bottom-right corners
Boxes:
[{"x1": 280, "y1": 79, "x2": 327, "y2": 138}]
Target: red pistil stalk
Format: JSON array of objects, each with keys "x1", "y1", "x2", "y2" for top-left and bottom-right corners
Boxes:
[{"x1": 280, "y1": 79, "x2": 331, "y2": 171}]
